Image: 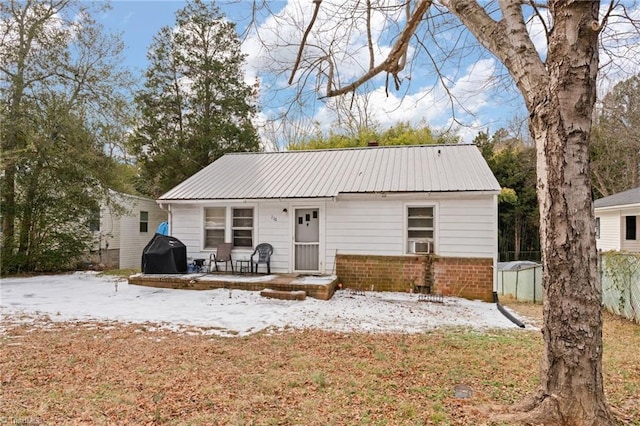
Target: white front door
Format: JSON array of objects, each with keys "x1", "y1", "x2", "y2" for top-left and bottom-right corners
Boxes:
[{"x1": 294, "y1": 208, "x2": 320, "y2": 271}]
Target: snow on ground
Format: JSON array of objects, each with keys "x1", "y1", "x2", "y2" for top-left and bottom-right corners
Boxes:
[{"x1": 0, "y1": 272, "x2": 529, "y2": 337}]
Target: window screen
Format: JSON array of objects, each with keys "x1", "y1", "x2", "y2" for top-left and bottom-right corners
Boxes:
[
  {"x1": 204, "y1": 207, "x2": 226, "y2": 249},
  {"x1": 232, "y1": 208, "x2": 253, "y2": 247}
]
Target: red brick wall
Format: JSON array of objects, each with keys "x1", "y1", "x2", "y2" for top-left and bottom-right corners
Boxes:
[
  {"x1": 336, "y1": 254, "x2": 494, "y2": 302},
  {"x1": 433, "y1": 257, "x2": 494, "y2": 302},
  {"x1": 335, "y1": 254, "x2": 427, "y2": 292}
]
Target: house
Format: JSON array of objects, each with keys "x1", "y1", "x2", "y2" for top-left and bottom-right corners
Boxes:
[
  {"x1": 157, "y1": 144, "x2": 501, "y2": 301},
  {"x1": 91, "y1": 192, "x2": 168, "y2": 269},
  {"x1": 594, "y1": 187, "x2": 640, "y2": 253}
]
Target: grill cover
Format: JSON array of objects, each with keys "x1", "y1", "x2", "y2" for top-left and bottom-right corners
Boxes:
[{"x1": 141, "y1": 233, "x2": 188, "y2": 274}]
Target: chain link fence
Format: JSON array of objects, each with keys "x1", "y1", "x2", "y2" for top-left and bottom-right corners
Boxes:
[{"x1": 599, "y1": 252, "x2": 640, "y2": 324}]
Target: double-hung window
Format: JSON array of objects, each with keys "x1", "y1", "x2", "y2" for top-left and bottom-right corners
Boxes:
[
  {"x1": 407, "y1": 206, "x2": 434, "y2": 253},
  {"x1": 139, "y1": 211, "x2": 149, "y2": 233},
  {"x1": 232, "y1": 208, "x2": 253, "y2": 248},
  {"x1": 204, "y1": 208, "x2": 226, "y2": 249}
]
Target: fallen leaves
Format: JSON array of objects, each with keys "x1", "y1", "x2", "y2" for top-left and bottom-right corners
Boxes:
[{"x1": 0, "y1": 306, "x2": 638, "y2": 425}]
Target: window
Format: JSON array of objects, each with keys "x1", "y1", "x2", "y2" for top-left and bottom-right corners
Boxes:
[
  {"x1": 595, "y1": 217, "x2": 600, "y2": 239},
  {"x1": 232, "y1": 208, "x2": 253, "y2": 248},
  {"x1": 139, "y1": 211, "x2": 149, "y2": 233},
  {"x1": 89, "y1": 208, "x2": 100, "y2": 232},
  {"x1": 204, "y1": 208, "x2": 226, "y2": 249},
  {"x1": 407, "y1": 206, "x2": 434, "y2": 253},
  {"x1": 626, "y1": 215, "x2": 637, "y2": 240}
]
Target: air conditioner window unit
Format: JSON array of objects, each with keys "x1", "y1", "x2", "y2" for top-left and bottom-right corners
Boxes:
[{"x1": 409, "y1": 240, "x2": 433, "y2": 254}]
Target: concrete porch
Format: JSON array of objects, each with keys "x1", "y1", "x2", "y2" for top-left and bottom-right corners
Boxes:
[{"x1": 128, "y1": 272, "x2": 339, "y2": 300}]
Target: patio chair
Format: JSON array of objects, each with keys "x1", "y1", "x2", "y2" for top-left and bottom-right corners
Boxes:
[
  {"x1": 251, "y1": 243, "x2": 273, "y2": 274},
  {"x1": 210, "y1": 242, "x2": 234, "y2": 273}
]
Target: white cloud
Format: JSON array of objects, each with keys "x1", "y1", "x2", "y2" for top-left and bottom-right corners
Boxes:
[
  {"x1": 243, "y1": 1, "x2": 640, "y2": 146},
  {"x1": 306, "y1": 57, "x2": 496, "y2": 142}
]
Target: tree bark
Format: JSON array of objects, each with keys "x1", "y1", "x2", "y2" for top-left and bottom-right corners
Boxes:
[
  {"x1": 291, "y1": 0, "x2": 618, "y2": 421},
  {"x1": 496, "y1": 1, "x2": 613, "y2": 424},
  {"x1": 441, "y1": 0, "x2": 614, "y2": 424}
]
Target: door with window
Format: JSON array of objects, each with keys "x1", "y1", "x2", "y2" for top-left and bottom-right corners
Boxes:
[{"x1": 294, "y1": 208, "x2": 319, "y2": 271}]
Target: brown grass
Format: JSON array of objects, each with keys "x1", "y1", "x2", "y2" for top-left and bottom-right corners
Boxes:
[{"x1": 1, "y1": 302, "x2": 638, "y2": 425}]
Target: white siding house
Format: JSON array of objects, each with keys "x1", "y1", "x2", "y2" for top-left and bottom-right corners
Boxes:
[
  {"x1": 595, "y1": 187, "x2": 640, "y2": 253},
  {"x1": 158, "y1": 145, "x2": 501, "y2": 300},
  {"x1": 92, "y1": 193, "x2": 167, "y2": 269}
]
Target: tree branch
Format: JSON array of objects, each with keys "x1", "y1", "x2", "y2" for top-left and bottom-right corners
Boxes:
[
  {"x1": 289, "y1": 0, "x2": 322, "y2": 85},
  {"x1": 366, "y1": 0, "x2": 374, "y2": 70},
  {"x1": 322, "y1": 0, "x2": 432, "y2": 98},
  {"x1": 440, "y1": 0, "x2": 547, "y2": 109}
]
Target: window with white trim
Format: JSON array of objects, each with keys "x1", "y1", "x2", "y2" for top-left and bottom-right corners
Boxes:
[
  {"x1": 407, "y1": 206, "x2": 434, "y2": 253},
  {"x1": 204, "y1": 207, "x2": 226, "y2": 249},
  {"x1": 595, "y1": 217, "x2": 600, "y2": 239},
  {"x1": 139, "y1": 211, "x2": 149, "y2": 233},
  {"x1": 232, "y1": 208, "x2": 254, "y2": 248}
]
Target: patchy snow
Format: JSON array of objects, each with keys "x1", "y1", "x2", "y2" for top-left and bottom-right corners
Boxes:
[{"x1": 1, "y1": 272, "x2": 529, "y2": 337}]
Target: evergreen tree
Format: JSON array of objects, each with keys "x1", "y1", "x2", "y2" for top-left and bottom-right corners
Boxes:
[
  {"x1": 475, "y1": 130, "x2": 539, "y2": 261},
  {"x1": 0, "y1": 0, "x2": 134, "y2": 274},
  {"x1": 129, "y1": 0, "x2": 260, "y2": 197}
]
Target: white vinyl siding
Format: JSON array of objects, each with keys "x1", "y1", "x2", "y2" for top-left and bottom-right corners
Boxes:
[
  {"x1": 256, "y1": 202, "x2": 291, "y2": 273},
  {"x1": 117, "y1": 197, "x2": 167, "y2": 269},
  {"x1": 167, "y1": 193, "x2": 497, "y2": 274},
  {"x1": 595, "y1": 211, "x2": 622, "y2": 251},
  {"x1": 438, "y1": 198, "x2": 496, "y2": 257}
]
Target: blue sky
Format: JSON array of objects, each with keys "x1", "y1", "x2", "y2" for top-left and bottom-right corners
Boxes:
[{"x1": 96, "y1": 1, "x2": 640, "y2": 145}]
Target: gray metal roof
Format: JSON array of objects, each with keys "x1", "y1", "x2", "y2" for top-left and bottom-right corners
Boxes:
[
  {"x1": 594, "y1": 187, "x2": 640, "y2": 208},
  {"x1": 159, "y1": 144, "x2": 501, "y2": 201}
]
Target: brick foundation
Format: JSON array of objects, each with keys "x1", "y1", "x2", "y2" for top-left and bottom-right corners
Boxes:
[
  {"x1": 335, "y1": 254, "x2": 493, "y2": 302},
  {"x1": 433, "y1": 257, "x2": 494, "y2": 302},
  {"x1": 335, "y1": 254, "x2": 427, "y2": 292}
]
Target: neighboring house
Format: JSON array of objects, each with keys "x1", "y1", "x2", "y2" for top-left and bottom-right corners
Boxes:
[
  {"x1": 91, "y1": 192, "x2": 167, "y2": 269},
  {"x1": 157, "y1": 145, "x2": 501, "y2": 301},
  {"x1": 594, "y1": 187, "x2": 640, "y2": 253}
]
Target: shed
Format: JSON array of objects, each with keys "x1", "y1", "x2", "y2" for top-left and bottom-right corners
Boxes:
[
  {"x1": 496, "y1": 261, "x2": 543, "y2": 303},
  {"x1": 594, "y1": 187, "x2": 640, "y2": 253},
  {"x1": 157, "y1": 144, "x2": 501, "y2": 301}
]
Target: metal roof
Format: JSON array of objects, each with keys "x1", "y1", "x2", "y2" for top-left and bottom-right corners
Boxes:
[
  {"x1": 159, "y1": 144, "x2": 501, "y2": 201},
  {"x1": 594, "y1": 187, "x2": 640, "y2": 209}
]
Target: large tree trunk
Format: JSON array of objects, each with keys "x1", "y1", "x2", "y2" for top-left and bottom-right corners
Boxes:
[
  {"x1": 500, "y1": 1, "x2": 614, "y2": 424},
  {"x1": 288, "y1": 0, "x2": 619, "y2": 421}
]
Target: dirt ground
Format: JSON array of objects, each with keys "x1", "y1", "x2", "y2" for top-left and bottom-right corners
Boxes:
[{"x1": 1, "y1": 302, "x2": 638, "y2": 425}]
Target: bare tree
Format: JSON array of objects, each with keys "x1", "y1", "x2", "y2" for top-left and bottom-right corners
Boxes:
[{"x1": 263, "y1": 0, "x2": 640, "y2": 424}]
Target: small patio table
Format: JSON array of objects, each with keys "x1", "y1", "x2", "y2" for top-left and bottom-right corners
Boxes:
[{"x1": 236, "y1": 259, "x2": 251, "y2": 274}]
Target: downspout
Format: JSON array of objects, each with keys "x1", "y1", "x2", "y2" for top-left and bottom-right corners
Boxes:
[
  {"x1": 494, "y1": 291, "x2": 525, "y2": 328},
  {"x1": 492, "y1": 194, "x2": 525, "y2": 328}
]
